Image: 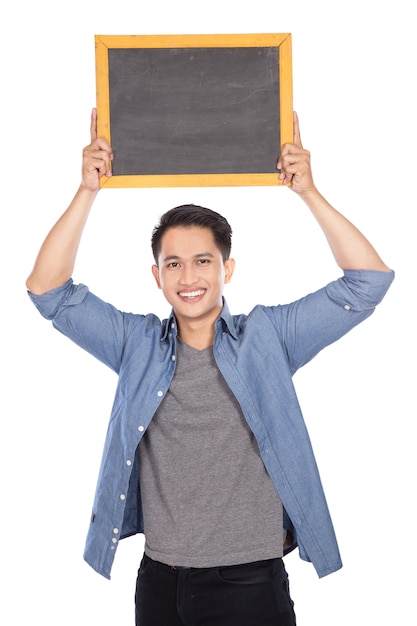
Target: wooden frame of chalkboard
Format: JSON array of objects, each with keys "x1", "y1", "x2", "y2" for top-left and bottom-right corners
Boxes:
[{"x1": 95, "y1": 33, "x2": 293, "y2": 188}]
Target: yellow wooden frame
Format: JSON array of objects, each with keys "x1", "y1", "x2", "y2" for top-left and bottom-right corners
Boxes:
[{"x1": 95, "y1": 33, "x2": 293, "y2": 188}]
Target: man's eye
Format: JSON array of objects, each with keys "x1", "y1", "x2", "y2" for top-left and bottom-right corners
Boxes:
[
  {"x1": 168, "y1": 262, "x2": 180, "y2": 268},
  {"x1": 198, "y1": 259, "x2": 209, "y2": 265}
]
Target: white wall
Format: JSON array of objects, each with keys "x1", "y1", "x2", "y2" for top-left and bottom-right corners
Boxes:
[{"x1": 2, "y1": 1, "x2": 414, "y2": 624}]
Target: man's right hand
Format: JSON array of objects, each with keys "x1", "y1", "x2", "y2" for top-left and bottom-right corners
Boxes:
[{"x1": 81, "y1": 108, "x2": 113, "y2": 191}]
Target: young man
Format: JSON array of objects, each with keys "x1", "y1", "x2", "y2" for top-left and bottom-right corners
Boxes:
[{"x1": 26, "y1": 109, "x2": 394, "y2": 625}]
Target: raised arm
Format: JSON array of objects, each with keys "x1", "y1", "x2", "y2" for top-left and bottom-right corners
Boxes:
[
  {"x1": 277, "y1": 112, "x2": 391, "y2": 272},
  {"x1": 26, "y1": 109, "x2": 114, "y2": 295}
]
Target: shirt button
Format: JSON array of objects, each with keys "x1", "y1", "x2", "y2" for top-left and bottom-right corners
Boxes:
[
  {"x1": 126, "y1": 459, "x2": 132, "y2": 466},
  {"x1": 120, "y1": 494, "x2": 126, "y2": 501},
  {"x1": 171, "y1": 323, "x2": 175, "y2": 329},
  {"x1": 157, "y1": 390, "x2": 163, "y2": 397},
  {"x1": 344, "y1": 304, "x2": 351, "y2": 311},
  {"x1": 138, "y1": 425, "x2": 144, "y2": 432},
  {"x1": 113, "y1": 528, "x2": 119, "y2": 534},
  {"x1": 171, "y1": 355, "x2": 176, "y2": 361},
  {"x1": 111, "y1": 537, "x2": 117, "y2": 544}
]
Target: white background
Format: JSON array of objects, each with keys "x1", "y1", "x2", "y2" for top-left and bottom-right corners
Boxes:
[{"x1": 2, "y1": 1, "x2": 415, "y2": 624}]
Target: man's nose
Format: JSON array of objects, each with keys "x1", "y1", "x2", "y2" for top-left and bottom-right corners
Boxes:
[{"x1": 180, "y1": 263, "x2": 198, "y2": 285}]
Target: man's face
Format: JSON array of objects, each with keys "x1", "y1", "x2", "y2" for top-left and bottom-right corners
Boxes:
[{"x1": 152, "y1": 226, "x2": 234, "y2": 329}]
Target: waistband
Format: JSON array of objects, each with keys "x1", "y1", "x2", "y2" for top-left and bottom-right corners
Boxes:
[{"x1": 143, "y1": 552, "x2": 282, "y2": 572}]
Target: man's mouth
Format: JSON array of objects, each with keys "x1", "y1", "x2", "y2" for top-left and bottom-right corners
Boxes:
[{"x1": 178, "y1": 289, "x2": 205, "y2": 299}]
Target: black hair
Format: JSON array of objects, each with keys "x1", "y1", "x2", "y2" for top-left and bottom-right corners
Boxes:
[{"x1": 151, "y1": 204, "x2": 232, "y2": 264}]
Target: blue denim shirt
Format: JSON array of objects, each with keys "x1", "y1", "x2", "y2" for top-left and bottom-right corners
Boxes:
[{"x1": 28, "y1": 269, "x2": 394, "y2": 579}]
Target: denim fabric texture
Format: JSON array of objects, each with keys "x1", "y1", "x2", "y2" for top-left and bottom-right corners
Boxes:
[
  {"x1": 28, "y1": 269, "x2": 394, "y2": 579},
  {"x1": 135, "y1": 554, "x2": 297, "y2": 626}
]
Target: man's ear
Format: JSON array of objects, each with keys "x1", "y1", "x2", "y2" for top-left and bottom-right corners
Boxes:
[
  {"x1": 152, "y1": 264, "x2": 162, "y2": 289},
  {"x1": 224, "y1": 258, "x2": 235, "y2": 284}
]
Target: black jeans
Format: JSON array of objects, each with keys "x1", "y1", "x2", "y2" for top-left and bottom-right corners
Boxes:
[{"x1": 135, "y1": 553, "x2": 296, "y2": 625}]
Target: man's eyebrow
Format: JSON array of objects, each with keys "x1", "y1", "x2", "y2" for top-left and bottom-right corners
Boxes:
[
  {"x1": 194, "y1": 252, "x2": 215, "y2": 258},
  {"x1": 162, "y1": 252, "x2": 215, "y2": 263}
]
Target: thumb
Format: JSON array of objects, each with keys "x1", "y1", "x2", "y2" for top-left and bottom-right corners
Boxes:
[
  {"x1": 90, "y1": 108, "x2": 98, "y2": 142},
  {"x1": 293, "y1": 111, "x2": 303, "y2": 148}
]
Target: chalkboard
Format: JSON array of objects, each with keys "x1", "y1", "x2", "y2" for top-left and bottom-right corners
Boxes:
[{"x1": 95, "y1": 34, "x2": 293, "y2": 188}]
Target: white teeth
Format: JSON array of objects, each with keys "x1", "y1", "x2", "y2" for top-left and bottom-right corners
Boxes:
[{"x1": 179, "y1": 290, "x2": 204, "y2": 298}]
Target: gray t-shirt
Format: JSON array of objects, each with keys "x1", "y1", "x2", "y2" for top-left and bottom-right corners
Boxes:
[{"x1": 138, "y1": 338, "x2": 284, "y2": 567}]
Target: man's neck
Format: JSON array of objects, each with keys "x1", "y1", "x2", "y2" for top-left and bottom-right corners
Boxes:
[
  {"x1": 175, "y1": 312, "x2": 220, "y2": 351},
  {"x1": 177, "y1": 324, "x2": 215, "y2": 351}
]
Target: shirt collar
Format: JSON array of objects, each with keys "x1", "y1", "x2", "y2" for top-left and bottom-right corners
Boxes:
[
  {"x1": 217, "y1": 298, "x2": 238, "y2": 339},
  {"x1": 160, "y1": 298, "x2": 238, "y2": 341}
]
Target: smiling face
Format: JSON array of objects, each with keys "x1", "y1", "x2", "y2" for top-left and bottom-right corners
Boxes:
[{"x1": 152, "y1": 225, "x2": 235, "y2": 335}]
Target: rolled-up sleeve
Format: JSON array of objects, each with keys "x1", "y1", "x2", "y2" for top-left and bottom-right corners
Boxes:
[
  {"x1": 28, "y1": 279, "x2": 89, "y2": 320},
  {"x1": 27, "y1": 279, "x2": 129, "y2": 373},
  {"x1": 270, "y1": 269, "x2": 394, "y2": 373},
  {"x1": 325, "y1": 269, "x2": 395, "y2": 311}
]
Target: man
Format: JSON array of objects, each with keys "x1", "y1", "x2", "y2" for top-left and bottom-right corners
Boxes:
[{"x1": 26, "y1": 109, "x2": 394, "y2": 625}]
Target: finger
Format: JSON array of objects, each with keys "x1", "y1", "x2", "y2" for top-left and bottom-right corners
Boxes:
[
  {"x1": 93, "y1": 137, "x2": 113, "y2": 153},
  {"x1": 278, "y1": 170, "x2": 293, "y2": 185},
  {"x1": 278, "y1": 152, "x2": 310, "y2": 183},
  {"x1": 277, "y1": 142, "x2": 307, "y2": 171},
  {"x1": 92, "y1": 152, "x2": 113, "y2": 177},
  {"x1": 293, "y1": 111, "x2": 303, "y2": 148},
  {"x1": 90, "y1": 107, "x2": 97, "y2": 142},
  {"x1": 277, "y1": 112, "x2": 302, "y2": 170},
  {"x1": 83, "y1": 144, "x2": 113, "y2": 178},
  {"x1": 86, "y1": 139, "x2": 113, "y2": 165}
]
